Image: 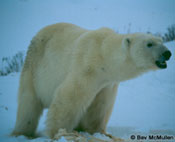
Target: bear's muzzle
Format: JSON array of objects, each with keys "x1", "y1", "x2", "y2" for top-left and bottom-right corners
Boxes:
[{"x1": 155, "y1": 50, "x2": 171, "y2": 69}]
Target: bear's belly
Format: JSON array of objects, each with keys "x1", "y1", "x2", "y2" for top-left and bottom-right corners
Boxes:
[
  {"x1": 33, "y1": 49, "x2": 72, "y2": 108},
  {"x1": 34, "y1": 71, "x2": 66, "y2": 108}
]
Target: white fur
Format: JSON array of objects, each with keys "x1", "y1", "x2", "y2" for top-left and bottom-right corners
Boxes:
[{"x1": 12, "y1": 23, "x2": 168, "y2": 138}]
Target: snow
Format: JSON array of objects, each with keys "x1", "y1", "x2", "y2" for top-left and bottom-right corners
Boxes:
[
  {"x1": 0, "y1": 41, "x2": 174, "y2": 142},
  {"x1": 57, "y1": 137, "x2": 67, "y2": 142}
]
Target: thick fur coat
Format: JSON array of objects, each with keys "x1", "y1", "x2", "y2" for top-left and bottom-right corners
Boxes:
[{"x1": 12, "y1": 23, "x2": 171, "y2": 138}]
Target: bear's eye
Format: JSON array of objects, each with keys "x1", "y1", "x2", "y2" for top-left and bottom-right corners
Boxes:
[{"x1": 147, "y1": 43, "x2": 153, "y2": 48}]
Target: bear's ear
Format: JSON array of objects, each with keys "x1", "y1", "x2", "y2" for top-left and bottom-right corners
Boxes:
[
  {"x1": 122, "y1": 37, "x2": 131, "y2": 50},
  {"x1": 125, "y1": 38, "x2": 131, "y2": 47}
]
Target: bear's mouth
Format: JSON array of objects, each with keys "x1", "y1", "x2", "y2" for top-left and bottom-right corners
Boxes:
[
  {"x1": 155, "y1": 50, "x2": 172, "y2": 69},
  {"x1": 155, "y1": 60, "x2": 167, "y2": 69},
  {"x1": 155, "y1": 55, "x2": 167, "y2": 69}
]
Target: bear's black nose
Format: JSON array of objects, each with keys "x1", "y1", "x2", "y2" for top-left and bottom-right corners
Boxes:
[{"x1": 162, "y1": 50, "x2": 172, "y2": 61}]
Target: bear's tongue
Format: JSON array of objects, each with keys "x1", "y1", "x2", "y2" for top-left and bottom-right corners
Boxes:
[{"x1": 155, "y1": 60, "x2": 167, "y2": 69}]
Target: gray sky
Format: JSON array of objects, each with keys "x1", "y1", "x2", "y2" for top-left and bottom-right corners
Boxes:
[{"x1": 0, "y1": 0, "x2": 175, "y2": 58}]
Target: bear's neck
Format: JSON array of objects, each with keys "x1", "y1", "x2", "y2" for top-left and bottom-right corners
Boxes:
[{"x1": 117, "y1": 57, "x2": 149, "y2": 82}]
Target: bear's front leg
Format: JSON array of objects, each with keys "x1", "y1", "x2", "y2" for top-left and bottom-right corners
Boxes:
[{"x1": 46, "y1": 74, "x2": 99, "y2": 138}]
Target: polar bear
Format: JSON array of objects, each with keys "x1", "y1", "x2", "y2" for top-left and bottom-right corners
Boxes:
[{"x1": 12, "y1": 23, "x2": 171, "y2": 138}]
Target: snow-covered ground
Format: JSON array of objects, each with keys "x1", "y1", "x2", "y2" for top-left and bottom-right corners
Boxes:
[{"x1": 0, "y1": 41, "x2": 174, "y2": 142}]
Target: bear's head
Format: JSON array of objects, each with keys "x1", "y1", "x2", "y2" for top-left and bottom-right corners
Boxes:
[{"x1": 122, "y1": 33, "x2": 171, "y2": 70}]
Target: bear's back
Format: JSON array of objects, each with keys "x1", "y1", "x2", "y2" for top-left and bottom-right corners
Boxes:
[{"x1": 23, "y1": 23, "x2": 87, "y2": 71}]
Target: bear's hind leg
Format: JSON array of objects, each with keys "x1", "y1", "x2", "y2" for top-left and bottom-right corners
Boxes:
[{"x1": 12, "y1": 71, "x2": 43, "y2": 137}]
